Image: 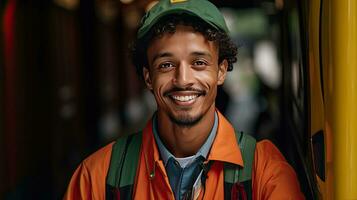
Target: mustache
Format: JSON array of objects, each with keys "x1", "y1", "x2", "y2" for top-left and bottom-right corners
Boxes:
[{"x1": 164, "y1": 87, "x2": 206, "y2": 96}]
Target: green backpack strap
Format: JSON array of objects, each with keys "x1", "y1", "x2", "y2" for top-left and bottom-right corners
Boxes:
[
  {"x1": 224, "y1": 131, "x2": 256, "y2": 200},
  {"x1": 106, "y1": 131, "x2": 142, "y2": 200}
]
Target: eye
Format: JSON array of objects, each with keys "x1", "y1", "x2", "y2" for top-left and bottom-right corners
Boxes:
[
  {"x1": 193, "y1": 60, "x2": 208, "y2": 67},
  {"x1": 159, "y1": 62, "x2": 174, "y2": 69}
]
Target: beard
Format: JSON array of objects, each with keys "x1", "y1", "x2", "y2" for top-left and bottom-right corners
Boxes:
[{"x1": 169, "y1": 112, "x2": 204, "y2": 127}]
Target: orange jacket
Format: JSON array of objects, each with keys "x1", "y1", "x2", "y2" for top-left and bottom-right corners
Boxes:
[{"x1": 64, "y1": 112, "x2": 304, "y2": 200}]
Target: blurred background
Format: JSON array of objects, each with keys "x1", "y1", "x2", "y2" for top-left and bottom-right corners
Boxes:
[{"x1": 0, "y1": 0, "x2": 313, "y2": 199}]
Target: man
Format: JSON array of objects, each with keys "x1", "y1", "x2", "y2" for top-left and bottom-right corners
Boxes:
[{"x1": 64, "y1": 0, "x2": 304, "y2": 199}]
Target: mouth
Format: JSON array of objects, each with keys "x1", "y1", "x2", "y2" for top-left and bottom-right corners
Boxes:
[
  {"x1": 164, "y1": 87, "x2": 206, "y2": 106},
  {"x1": 168, "y1": 93, "x2": 201, "y2": 106},
  {"x1": 165, "y1": 89, "x2": 205, "y2": 106},
  {"x1": 171, "y1": 94, "x2": 199, "y2": 102}
]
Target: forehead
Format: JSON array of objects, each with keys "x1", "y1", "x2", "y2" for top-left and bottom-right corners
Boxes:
[{"x1": 147, "y1": 25, "x2": 218, "y2": 60}]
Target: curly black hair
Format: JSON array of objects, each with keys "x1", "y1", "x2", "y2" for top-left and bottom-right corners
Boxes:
[{"x1": 131, "y1": 14, "x2": 238, "y2": 79}]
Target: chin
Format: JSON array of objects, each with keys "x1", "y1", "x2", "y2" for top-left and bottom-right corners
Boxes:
[{"x1": 169, "y1": 113, "x2": 204, "y2": 127}]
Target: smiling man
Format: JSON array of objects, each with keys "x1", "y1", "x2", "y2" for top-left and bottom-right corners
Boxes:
[{"x1": 64, "y1": 0, "x2": 304, "y2": 199}]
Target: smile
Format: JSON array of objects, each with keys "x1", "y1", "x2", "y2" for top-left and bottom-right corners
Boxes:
[{"x1": 171, "y1": 95, "x2": 199, "y2": 102}]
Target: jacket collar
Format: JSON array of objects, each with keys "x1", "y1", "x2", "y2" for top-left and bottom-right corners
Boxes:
[{"x1": 207, "y1": 110, "x2": 243, "y2": 166}]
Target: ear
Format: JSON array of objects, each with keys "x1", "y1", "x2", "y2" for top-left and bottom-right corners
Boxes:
[
  {"x1": 143, "y1": 67, "x2": 153, "y2": 90},
  {"x1": 217, "y1": 59, "x2": 228, "y2": 85}
]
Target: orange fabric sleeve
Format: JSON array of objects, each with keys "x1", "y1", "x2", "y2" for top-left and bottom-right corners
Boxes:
[
  {"x1": 253, "y1": 140, "x2": 305, "y2": 200},
  {"x1": 63, "y1": 162, "x2": 92, "y2": 200},
  {"x1": 63, "y1": 142, "x2": 114, "y2": 200}
]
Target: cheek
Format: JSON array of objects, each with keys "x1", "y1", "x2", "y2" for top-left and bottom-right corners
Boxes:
[
  {"x1": 195, "y1": 70, "x2": 219, "y2": 90},
  {"x1": 152, "y1": 75, "x2": 171, "y2": 96}
]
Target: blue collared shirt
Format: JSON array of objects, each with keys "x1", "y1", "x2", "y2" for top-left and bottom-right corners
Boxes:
[{"x1": 153, "y1": 112, "x2": 218, "y2": 199}]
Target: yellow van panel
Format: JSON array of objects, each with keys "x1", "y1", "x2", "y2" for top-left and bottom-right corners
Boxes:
[{"x1": 329, "y1": 0, "x2": 357, "y2": 198}]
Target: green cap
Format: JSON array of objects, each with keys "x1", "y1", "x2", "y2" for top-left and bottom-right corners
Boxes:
[{"x1": 137, "y1": 0, "x2": 229, "y2": 39}]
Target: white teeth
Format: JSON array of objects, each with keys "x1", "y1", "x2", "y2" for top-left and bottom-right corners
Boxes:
[{"x1": 172, "y1": 95, "x2": 198, "y2": 102}]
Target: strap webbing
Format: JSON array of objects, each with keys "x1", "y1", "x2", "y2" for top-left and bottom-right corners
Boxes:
[
  {"x1": 224, "y1": 132, "x2": 256, "y2": 183},
  {"x1": 106, "y1": 132, "x2": 142, "y2": 196},
  {"x1": 224, "y1": 132, "x2": 256, "y2": 200},
  {"x1": 238, "y1": 131, "x2": 256, "y2": 182}
]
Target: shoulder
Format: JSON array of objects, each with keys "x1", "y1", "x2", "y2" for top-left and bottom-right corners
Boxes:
[
  {"x1": 253, "y1": 140, "x2": 305, "y2": 199},
  {"x1": 254, "y1": 139, "x2": 296, "y2": 178},
  {"x1": 64, "y1": 142, "x2": 115, "y2": 200},
  {"x1": 82, "y1": 141, "x2": 115, "y2": 173},
  {"x1": 255, "y1": 139, "x2": 286, "y2": 162}
]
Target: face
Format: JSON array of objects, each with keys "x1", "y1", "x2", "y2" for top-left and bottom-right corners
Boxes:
[{"x1": 144, "y1": 25, "x2": 228, "y2": 126}]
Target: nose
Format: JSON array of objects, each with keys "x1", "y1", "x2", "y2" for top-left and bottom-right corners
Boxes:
[{"x1": 173, "y1": 63, "x2": 194, "y2": 87}]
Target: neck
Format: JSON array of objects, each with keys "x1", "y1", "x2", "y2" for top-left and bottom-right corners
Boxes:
[{"x1": 157, "y1": 106, "x2": 216, "y2": 158}]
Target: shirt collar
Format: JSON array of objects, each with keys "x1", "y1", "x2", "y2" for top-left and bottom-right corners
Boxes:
[{"x1": 153, "y1": 112, "x2": 218, "y2": 166}]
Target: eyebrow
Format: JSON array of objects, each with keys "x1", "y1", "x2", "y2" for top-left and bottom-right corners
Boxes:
[
  {"x1": 151, "y1": 52, "x2": 173, "y2": 64},
  {"x1": 150, "y1": 51, "x2": 213, "y2": 64},
  {"x1": 191, "y1": 51, "x2": 212, "y2": 59}
]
